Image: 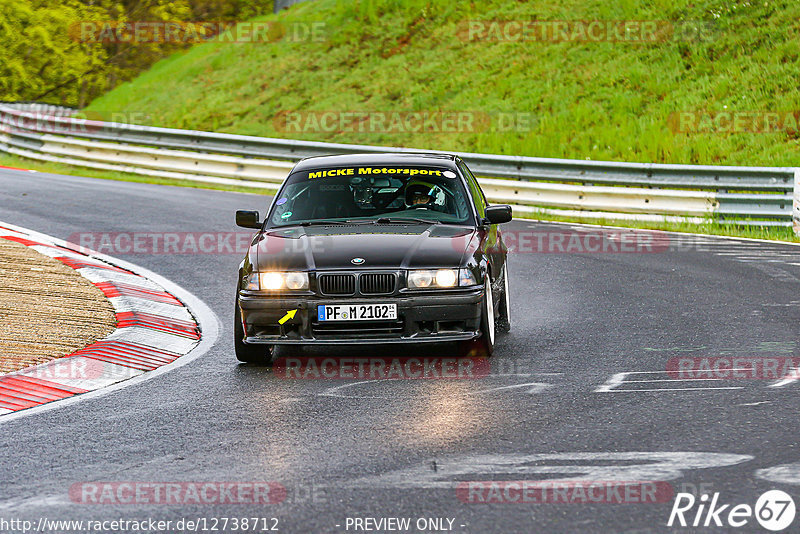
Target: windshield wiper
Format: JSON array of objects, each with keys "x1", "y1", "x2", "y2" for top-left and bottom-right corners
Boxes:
[
  {"x1": 298, "y1": 220, "x2": 353, "y2": 227},
  {"x1": 286, "y1": 217, "x2": 439, "y2": 227},
  {"x1": 375, "y1": 217, "x2": 440, "y2": 225}
]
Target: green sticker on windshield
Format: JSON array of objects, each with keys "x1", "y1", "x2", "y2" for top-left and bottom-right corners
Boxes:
[{"x1": 281, "y1": 211, "x2": 292, "y2": 219}]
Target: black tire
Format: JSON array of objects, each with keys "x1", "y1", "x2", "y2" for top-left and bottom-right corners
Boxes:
[
  {"x1": 234, "y1": 298, "x2": 274, "y2": 364},
  {"x1": 460, "y1": 275, "x2": 496, "y2": 357},
  {"x1": 478, "y1": 275, "x2": 496, "y2": 356},
  {"x1": 496, "y1": 262, "x2": 511, "y2": 333}
]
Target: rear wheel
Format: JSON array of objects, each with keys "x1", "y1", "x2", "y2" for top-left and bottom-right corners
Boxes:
[{"x1": 234, "y1": 298, "x2": 273, "y2": 364}]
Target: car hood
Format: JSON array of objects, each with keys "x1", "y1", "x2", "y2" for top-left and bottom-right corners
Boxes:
[{"x1": 254, "y1": 223, "x2": 475, "y2": 271}]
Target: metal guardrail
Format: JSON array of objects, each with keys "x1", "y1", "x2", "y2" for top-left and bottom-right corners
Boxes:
[
  {"x1": 1, "y1": 102, "x2": 798, "y2": 228},
  {"x1": 274, "y1": 0, "x2": 310, "y2": 14}
]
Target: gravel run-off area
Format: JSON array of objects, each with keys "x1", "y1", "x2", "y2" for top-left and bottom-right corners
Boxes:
[{"x1": 0, "y1": 238, "x2": 116, "y2": 374}]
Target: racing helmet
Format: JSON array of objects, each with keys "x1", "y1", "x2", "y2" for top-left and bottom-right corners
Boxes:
[{"x1": 404, "y1": 179, "x2": 444, "y2": 208}]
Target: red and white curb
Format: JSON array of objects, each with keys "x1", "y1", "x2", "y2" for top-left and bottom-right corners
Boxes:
[
  {"x1": 0, "y1": 221, "x2": 218, "y2": 418},
  {"x1": 0, "y1": 165, "x2": 36, "y2": 172}
]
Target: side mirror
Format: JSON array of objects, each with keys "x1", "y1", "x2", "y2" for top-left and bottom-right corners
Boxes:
[
  {"x1": 483, "y1": 205, "x2": 512, "y2": 225},
  {"x1": 236, "y1": 210, "x2": 261, "y2": 229}
]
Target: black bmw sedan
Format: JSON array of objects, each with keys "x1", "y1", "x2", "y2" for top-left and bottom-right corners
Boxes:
[{"x1": 234, "y1": 153, "x2": 512, "y2": 363}]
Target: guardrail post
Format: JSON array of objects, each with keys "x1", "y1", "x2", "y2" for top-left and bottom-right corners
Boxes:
[{"x1": 794, "y1": 169, "x2": 800, "y2": 236}]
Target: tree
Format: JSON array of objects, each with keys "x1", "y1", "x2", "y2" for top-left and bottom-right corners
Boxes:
[
  {"x1": 0, "y1": 0, "x2": 272, "y2": 107},
  {"x1": 0, "y1": 0, "x2": 110, "y2": 106}
]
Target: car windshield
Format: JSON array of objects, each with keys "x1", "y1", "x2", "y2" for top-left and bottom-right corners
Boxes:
[{"x1": 267, "y1": 165, "x2": 473, "y2": 227}]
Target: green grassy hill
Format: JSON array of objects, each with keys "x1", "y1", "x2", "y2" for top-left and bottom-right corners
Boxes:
[{"x1": 86, "y1": 0, "x2": 800, "y2": 166}]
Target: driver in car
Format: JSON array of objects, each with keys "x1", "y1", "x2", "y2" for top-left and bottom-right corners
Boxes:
[{"x1": 405, "y1": 179, "x2": 443, "y2": 209}]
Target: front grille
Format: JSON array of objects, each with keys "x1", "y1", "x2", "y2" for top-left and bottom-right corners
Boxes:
[
  {"x1": 312, "y1": 320, "x2": 405, "y2": 338},
  {"x1": 359, "y1": 273, "x2": 396, "y2": 295},
  {"x1": 318, "y1": 273, "x2": 355, "y2": 295}
]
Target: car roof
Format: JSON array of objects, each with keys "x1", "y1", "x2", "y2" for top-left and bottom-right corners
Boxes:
[{"x1": 292, "y1": 152, "x2": 459, "y2": 172}]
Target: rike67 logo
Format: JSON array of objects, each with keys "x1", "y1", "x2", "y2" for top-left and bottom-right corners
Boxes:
[{"x1": 668, "y1": 490, "x2": 796, "y2": 531}]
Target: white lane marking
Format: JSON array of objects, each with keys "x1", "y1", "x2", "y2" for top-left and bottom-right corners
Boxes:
[
  {"x1": 536, "y1": 220, "x2": 800, "y2": 272},
  {"x1": 599, "y1": 370, "x2": 671, "y2": 374},
  {"x1": 605, "y1": 370, "x2": 756, "y2": 375},
  {"x1": 711, "y1": 248, "x2": 772, "y2": 252},
  {"x1": 729, "y1": 255, "x2": 800, "y2": 260},
  {"x1": 604, "y1": 387, "x2": 744, "y2": 392},
  {"x1": 0, "y1": 220, "x2": 220, "y2": 424},
  {"x1": 0, "y1": 408, "x2": 11, "y2": 415},
  {"x1": 319, "y1": 379, "x2": 401, "y2": 399},
  {"x1": 737, "y1": 401, "x2": 772, "y2": 406},
  {"x1": 732, "y1": 259, "x2": 787, "y2": 263},
  {"x1": 105, "y1": 327, "x2": 197, "y2": 354},
  {"x1": 769, "y1": 367, "x2": 800, "y2": 388},
  {"x1": 470, "y1": 382, "x2": 552, "y2": 395},
  {"x1": 347, "y1": 452, "x2": 754, "y2": 489},
  {"x1": 723, "y1": 252, "x2": 800, "y2": 257},
  {"x1": 0, "y1": 494, "x2": 68, "y2": 512},
  {"x1": 756, "y1": 462, "x2": 800, "y2": 485},
  {"x1": 594, "y1": 372, "x2": 628, "y2": 392},
  {"x1": 471, "y1": 372, "x2": 563, "y2": 377},
  {"x1": 319, "y1": 377, "x2": 556, "y2": 399},
  {"x1": 749, "y1": 264, "x2": 800, "y2": 283},
  {"x1": 642, "y1": 346, "x2": 708, "y2": 353},
  {"x1": 619, "y1": 369, "x2": 756, "y2": 383},
  {"x1": 595, "y1": 371, "x2": 744, "y2": 392},
  {"x1": 622, "y1": 378, "x2": 727, "y2": 382},
  {"x1": 762, "y1": 301, "x2": 800, "y2": 307}
]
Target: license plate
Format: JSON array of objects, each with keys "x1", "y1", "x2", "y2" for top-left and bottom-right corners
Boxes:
[{"x1": 317, "y1": 303, "x2": 397, "y2": 322}]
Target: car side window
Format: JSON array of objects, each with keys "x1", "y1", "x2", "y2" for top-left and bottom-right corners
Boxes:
[{"x1": 458, "y1": 161, "x2": 486, "y2": 218}]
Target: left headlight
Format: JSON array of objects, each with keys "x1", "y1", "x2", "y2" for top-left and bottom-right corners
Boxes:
[
  {"x1": 407, "y1": 268, "x2": 475, "y2": 289},
  {"x1": 243, "y1": 271, "x2": 309, "y2": 291}
]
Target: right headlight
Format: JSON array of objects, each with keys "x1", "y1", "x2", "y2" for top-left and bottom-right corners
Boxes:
[
  {"x1": 243, "y1": 271, "x2": 309, "y2": 291},
  {"x1": 407, "y1": 268, "x2": 477, "y2": 289}
]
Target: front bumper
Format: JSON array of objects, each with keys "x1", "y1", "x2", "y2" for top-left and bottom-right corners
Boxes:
[{"x1": 238, "y1": 288, "x2": 483, "y2": 345}]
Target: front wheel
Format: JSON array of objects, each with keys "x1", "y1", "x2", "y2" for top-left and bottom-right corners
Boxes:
[
  {"x1": 234, "y1": 298, "x2": 274, "y2": 364},
  {"x1": 496, "y1": 262, "x2": 511, "y2": 333},
  {"x1": 460, "y1": 276, "x2": 495, "y2": 357},
  {"x1": 479, "y1": 275, "x2": 496, "y2": 356}
]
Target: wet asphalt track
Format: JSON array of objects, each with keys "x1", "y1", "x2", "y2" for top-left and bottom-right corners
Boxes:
[{"x1": 1, "y1": 168, "x2": 800, "y2": 533}]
